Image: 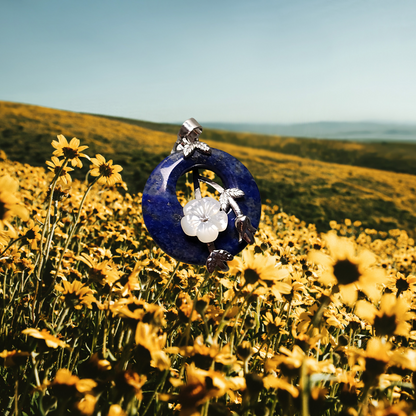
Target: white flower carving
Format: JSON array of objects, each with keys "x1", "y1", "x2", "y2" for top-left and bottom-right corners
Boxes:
[{"x1": 181, "y1": 197, "x2": 228, "y2": 243}]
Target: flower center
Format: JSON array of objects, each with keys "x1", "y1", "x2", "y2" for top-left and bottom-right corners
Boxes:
[
  {"x1": 0, "y1": 201, "x2": 6, "y2": 219},
  {"x1": 244, "y1": 268, "x2": 260, "y2": 284},
  {"x1": 25, "y1": 229, "x2": 37, "y2": 240},
  {"x1": 53, "y1": 166, "x2": 67, "y2": 177},
  {"x1": 63, "y1": 147, "x2": 79, "y2": 159},
  {"x1": 396, "y1": 278, "x2": 409, "y2": 292},
  {"x1": 333, "y1": 259, "x2": 360, "y2": 286},
  {"x1": 99, "y1": 164, "x2": 114, "y2": 177},
  {"x1": 373, "y1": 313, "x2": 397, "y2": 337},
  {"x1": 364, "y1": 357, "x2": 387, "y2": 376}
]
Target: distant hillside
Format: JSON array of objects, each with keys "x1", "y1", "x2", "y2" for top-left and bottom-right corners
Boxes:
[
  {"x1": 203, "y1": 121, "x2": 416, "y2": 142},
  {"x1": 90, "y1": 114, "x2": 416, "y2": 177},
  {"x1": 2, "y1": 100, "x2": 416, "y2": 235},
  {"x1": 88, "y1": 113, "x2": 181, "y2": 135}
]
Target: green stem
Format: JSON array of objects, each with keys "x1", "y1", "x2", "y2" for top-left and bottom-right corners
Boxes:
[
  {"x1": 201, "y1": 400, "x2": 210, "y2": 416},
  {"x1": 58, "y1": 176, "x2": 100, "y2": 272},
  {"x1": 300, "y1": 358, "x2": 309, "y2": 416},
  {"x1": 55, "y1": 307, "x2": 70, "y2": 334},
  {"x1": 37, "y1": 158, "x2": 69, "y2": 277},
  {"x1": 44, "y1": 175, "x2": 101, "y2": 299},
  {"x1": 14, "y1": 378, "x2": 18, "y2": 416},
  {"x1": 0, "y1": 236, "x2": 23, "y2": 258},
  {"x1": 142, "y1": 370, "x2": 168, "y2": 416},
  {"x1": 153, "y1": 261, "x2": 180, "y2": 303},
  {"x1": 91, "y1": 310, "x2": 103, "y2": 354},
  {"x1": 232, "y1": 302, "x2": 250, "y2": 349},
  {"x1": 306, "y1": 295, "x2": 331, "y2": 336},
  {"x1": 213, "y1": 284, "x2": 257, "y2": 343},
  {"x1": 358, "y1": 384, "x2": 371, "y2": 416},
  {"x1": 42, "y1": 200, "x2": 60, "y2": 268}
]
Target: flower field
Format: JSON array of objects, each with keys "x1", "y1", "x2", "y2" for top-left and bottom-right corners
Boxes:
[{"x1": 1, "y1": 133, "x2": 416, "y2": 416}]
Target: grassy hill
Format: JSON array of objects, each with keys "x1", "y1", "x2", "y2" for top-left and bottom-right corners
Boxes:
[
  {"x1": 91, "y1": 113, "x2": 416, "y2": 176},
  {"x1": 2, "y1": 100, "x2": 416, "y2": 235},
  {"x1": 203, "y1": 120, "x2": 416, "y2": 141}
]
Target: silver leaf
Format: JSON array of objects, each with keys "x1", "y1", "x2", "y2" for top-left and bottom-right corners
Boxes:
[
  {"x1": 183, "y1": 143, "x2": 195, "y2": 158},
  {"x1": 219, "y1": 193, "x2": 230, "y2": 212},
  {"x1": 227, "y1": 188, "x2": 245, "y2": 199},
  {"x1": 195, "y1": 141, "x2": 211, "y2": 154}
]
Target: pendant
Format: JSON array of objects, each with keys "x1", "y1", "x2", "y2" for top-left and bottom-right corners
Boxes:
[{"x1": 142, "y1": 118, "x2": 261, "y2": 272}]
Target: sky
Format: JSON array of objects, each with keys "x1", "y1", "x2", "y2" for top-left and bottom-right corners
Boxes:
[{"x1": 1, "y1": 0, "x2": 415, "y2": 124}]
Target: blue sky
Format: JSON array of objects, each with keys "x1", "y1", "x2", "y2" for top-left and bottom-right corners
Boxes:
[{"x1": 1, "y1": 0, "x2": 415, "y2": 124}]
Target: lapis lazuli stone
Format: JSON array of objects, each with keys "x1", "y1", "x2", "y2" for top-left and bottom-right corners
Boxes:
[{"x1": 142, "y1": 148, "x2": 261, "y2": 265}]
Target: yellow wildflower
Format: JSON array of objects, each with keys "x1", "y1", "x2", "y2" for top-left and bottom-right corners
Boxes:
[
  {"x1": 52, "y1": 134, "x2": 89, "y2": 168},
  {"x1": 77, "y1": 253, "x2": 121, "y2": 286},
  {"x1": 45, "y1": 156, "x2": 74, "y2": 185},
  {"x1": 309, "y1": 231, "x2": 386, "y2": 304},
  {"x1": 45, "y1": 368, "x2": 97, "y2": 398},
  {"x1": 135, "y1": 322, "x2": 170, "y2": 371},
  {"x1": 355, "y1": 293, "x2": 414, "y2": 338},
  {"x1": 55, "y1": 280, "x2": 97, "y2": 309},
  {"x1": 90, "y1": 154, "x2": 123, "y2": 186},
  {"x1": 76, "y1": 394, "x2": 97, "y2": 416},
  {"x1": 0, "y1": 349, "x2": 30, "y2": 367},
  {"x1": 228, "y1": 248, "x2": 292, "y2": 297},
  {"x1": 0, "y1": 175, "x2": 29, "y2": 236},
  {"x1": 22, "y1": 328, "x2": 69, "y2": 349},
  {"x1": 107, "y1": 405, "x2": 127, "y2": 416}
]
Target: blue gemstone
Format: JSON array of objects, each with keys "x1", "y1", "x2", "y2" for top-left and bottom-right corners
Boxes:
[{"x1": 142, "y1": 148, "x2": 262, "y2": 265}]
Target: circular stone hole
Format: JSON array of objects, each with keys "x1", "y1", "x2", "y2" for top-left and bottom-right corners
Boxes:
[{"x1": 176, "y1": 169, "x2": 225, "y2": 207}]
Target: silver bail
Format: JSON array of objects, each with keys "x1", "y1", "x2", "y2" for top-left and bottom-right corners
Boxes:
[
  {"x1": 178, "y1": 118, "x2": 203, "y2": 141},
  {"x1": 172, "y1": 118, "x2": 205, "y2": 154}
]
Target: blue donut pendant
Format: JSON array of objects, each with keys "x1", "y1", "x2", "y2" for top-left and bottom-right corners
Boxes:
[{"x1": 142, "y1": 118, "x2": 261, "y2": 272}]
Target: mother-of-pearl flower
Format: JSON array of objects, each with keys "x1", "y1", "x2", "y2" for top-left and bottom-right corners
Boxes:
[{"x1": 181, "y1": 197, "x2": 228, "y2": 243}]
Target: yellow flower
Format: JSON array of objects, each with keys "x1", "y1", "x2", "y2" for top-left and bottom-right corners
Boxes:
[
  {"x1": 387, "y1": 272, "x2": 416, "y2": 297},
  {"x1": 309, "y1": 231, "x2": 386, "y2": 305},
  {"x1": 228, "y1": 248, "x2": 292, "y2": 296},
  {"x1": 263, "y1": 374, "x2": 299, "y2": 398},
  {"x1": 135, "y1": 322, "x2": 170, "y2": 371},
  {"x1": 45, "y1": 156, "x2": 74, "y2": 185},
  {"x1": 349, "y1": 337, "x2": 392, "y2": 377},
  {"x1": 355, "y1": 293, "x2": 414, "y2": 338},
  {"x1": 55, "y1": 280, "x2": 97, "y2": 310},
  {"x1": 0, "y1": 349, "x2": 30, "y2": 367},
  {"x1": 119, "y1": 370, "x2": 147, "y2": 400},
  {"x1": 170, "y1": 363, "x2": 240, "y2": 415},
  {"x1": 76, "y1": 394, "x2": 97, "y2": 416},
  {"x1": 0, "y1": 232, "x2": 9, "y2": 246},
  {"x1": 165, "y1": 335, "x2": 236, "y2": 369},
  {"x1": 0, "y1": 175, "x2": 29, "y2": 236},
  {"x1": 366, "y1": 401, "x2": 412, "y2": 416},
  {"x1": 265, "y1": 345, "x2": 335, "y2": 378},
  {"x1": 52, "y1": 134, "x2": 89, "y2": 168},
  {"x1": 77, "y1": 253, "x2": 121, "y2": 287},
  {"x1": 45, "y1": 368, "x2": 97, "y2": 398},
  {"x1": 107, "y1": 405, "x2": 127, "y2": 416},
  {"x1": 110, "y1": 297, "x2": 166, "y2": 327},
  {"x1": 22, "y1": 328, "x2": 69, "y2": 349},
  {"x1": 21, "y1": 219, "x2": 41, "y2": 249},
  {"x1": 263, "y1": 311, "x2": 288, "y2": 336},
  {"x1": 90, "y1": 154, "x2": 123, "y2": 186}
]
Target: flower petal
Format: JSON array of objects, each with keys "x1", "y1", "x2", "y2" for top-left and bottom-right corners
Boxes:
[
  {"x1": 197, "y1": 222, "x2": 219, "y2": 243},
  {"x1": 201, "y1": 197, "x2": 220, "y2": 216},
  {"x1": 210, "y1": 210, "x2": 228, "y2": 232},
  {"x1": 183, "y1": 199, "x2": 201, "y2": 216},
  {"x1": 181, "y1": 215, "x2": 199, "y2": 237}
]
